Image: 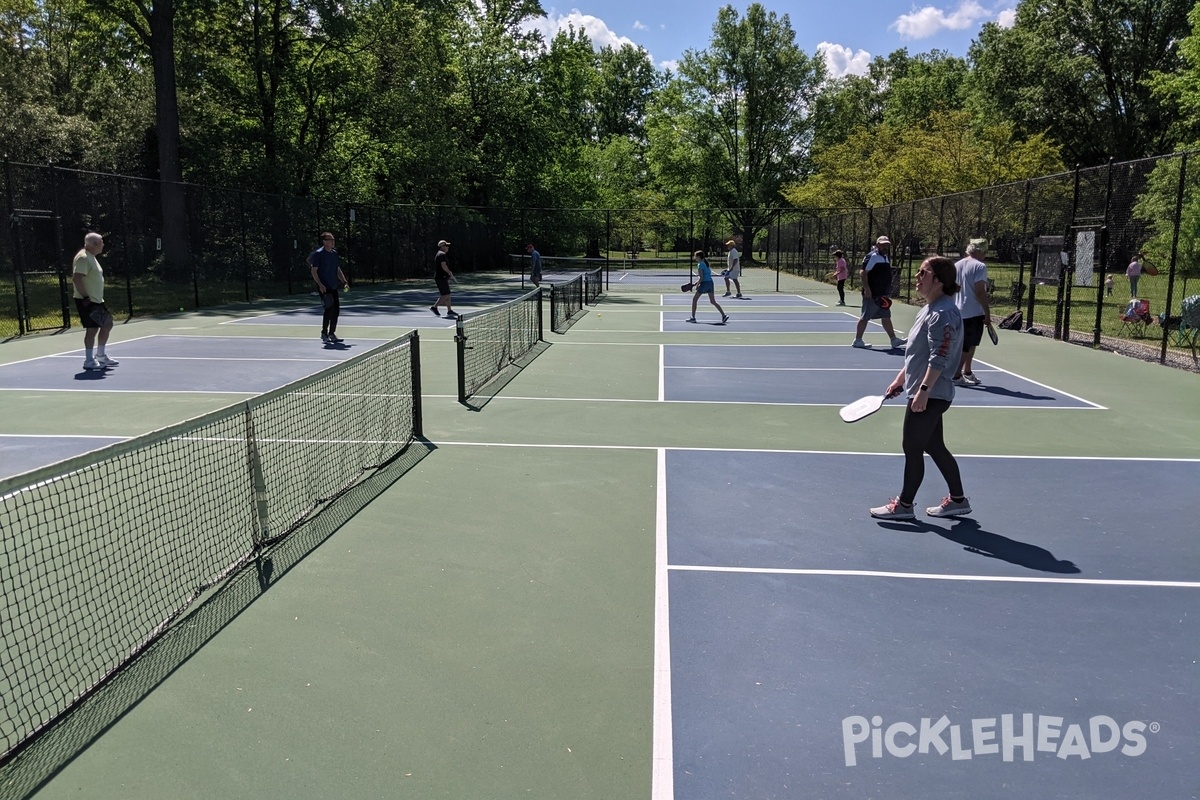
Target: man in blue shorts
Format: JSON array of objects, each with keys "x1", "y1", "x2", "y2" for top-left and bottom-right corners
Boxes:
[{"x1": 851, "y1": 235, "x2": 906, "y2": 350}]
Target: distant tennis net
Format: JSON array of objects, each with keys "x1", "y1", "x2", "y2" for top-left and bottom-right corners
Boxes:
[
  {"x1": 0, "y1": 331, "x2": 423, "y2": 766},
  {"x1": 456, "y1": 287, "x2": 543, "y2": 402},
  {"x1": 509, "y1": 253, "x2": 698, "y2": 292},
  {"x1": 549, "y1": 274, "x2": 585, "y2": 333}
]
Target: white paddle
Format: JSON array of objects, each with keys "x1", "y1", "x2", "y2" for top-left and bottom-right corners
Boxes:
[{"x1": 839, "y1": 387, "x2": 904, "y2": 423}]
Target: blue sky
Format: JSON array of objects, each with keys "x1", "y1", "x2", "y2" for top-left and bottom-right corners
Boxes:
[{"x1": 524, "y1": 0, "x2": 1018, "y2": 77}]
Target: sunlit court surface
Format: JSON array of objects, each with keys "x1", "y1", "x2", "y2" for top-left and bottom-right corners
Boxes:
[{"x1": 1, "y1": 270, "x2": 1197, "y2": 799}]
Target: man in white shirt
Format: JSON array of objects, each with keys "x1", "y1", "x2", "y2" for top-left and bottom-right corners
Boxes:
[
  {"x1": 722, "y1": 240, "x2": 743, "y2": 298},
  {"x1": 71, "y1": 232, "x2": 119, "y2": 371},
  {"x1": 952, "y1": 239, "x2": 994, "y2": 385}
]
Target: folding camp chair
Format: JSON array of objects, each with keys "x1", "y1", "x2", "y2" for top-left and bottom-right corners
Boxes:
[{"x1": 1117, "y1": 299, "x2": 1152, "y2": 338}]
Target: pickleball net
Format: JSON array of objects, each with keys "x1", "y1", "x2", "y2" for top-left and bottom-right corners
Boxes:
[
  {"x1": 549, "y1": 274, "x2": 585, "y2": 333},
  {"x1": 456, "y1": 287, "x2": 543, "y2": 403},
  {"x1": 0, "y1": 331, "x2": 423, "y2": 766}
]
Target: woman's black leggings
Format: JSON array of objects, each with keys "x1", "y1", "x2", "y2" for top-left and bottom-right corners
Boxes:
[
  {"x1": 900, "y1": 398, "x2": 964, "y2": 504},
  {"x1": 837, "y1": 279, "x2": 846, "y2": 304}
]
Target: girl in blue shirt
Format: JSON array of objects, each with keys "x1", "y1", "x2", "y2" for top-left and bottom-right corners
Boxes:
[{"x1": 689, "y1": 250, "x2": 729, "y2": 324}]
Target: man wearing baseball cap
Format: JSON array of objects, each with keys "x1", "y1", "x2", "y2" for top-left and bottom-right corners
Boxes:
[
  {"x1": 851, "y1": 235, "x2": 906, "y2": 350},
  {"x1": 431, "y1": 239, "x2": 456, "y2": 318}
]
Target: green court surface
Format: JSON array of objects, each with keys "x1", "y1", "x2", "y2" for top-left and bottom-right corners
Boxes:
[{"x1": 1, "y1": 270, "x2": 1197, "y2": 799}]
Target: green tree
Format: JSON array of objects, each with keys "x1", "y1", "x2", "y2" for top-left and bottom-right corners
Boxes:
[
  {"x1": 646, "y1": 3, "x2": 824, "y2": 253},
  {"x1": 966, "y1": 0, "x2": 1192, "y2": 166}
]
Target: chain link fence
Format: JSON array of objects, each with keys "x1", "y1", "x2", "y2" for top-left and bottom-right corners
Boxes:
[
  {"x1": 5, "y1": 156, "x2": 1200, "y2": 366},
  {"x1": 771, "y1": 154, "x2": 1200, "y2": 367}
]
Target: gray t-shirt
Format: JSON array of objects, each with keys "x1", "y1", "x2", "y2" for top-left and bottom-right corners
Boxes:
[{"x1": 903, "y1": 295, "x2": 964, "y2": 402}]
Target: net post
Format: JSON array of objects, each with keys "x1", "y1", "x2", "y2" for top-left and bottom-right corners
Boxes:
[
  {"x1": 538, "y1": 287, "x2": 545, "y2": 340},
  {"x1": 455, "y1": 317, "x2": 467, "y2": 403},
  {"x1": 409, "y1": 330, "x2": 424, "y2": 437}
]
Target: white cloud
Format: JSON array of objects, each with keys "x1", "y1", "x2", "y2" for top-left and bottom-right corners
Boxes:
[
  {"x1": 633, "y1": 20, "x2": 647, "y2": 31},
  {"x1": 890, "y1": 0, "x2": 990, "y2": 39},
  {"x1": 996, "y1": 7, "x2": 1017, "y2": 27},
  {"x1": 818, "y1": 42, "x2": 873, "y2": 78},
  {"x1": 659, "y1": 59, "x2": 679, "y2": 72},
  {"x1": 526, "y1": 7, "x2": 639, "y2": 51}
]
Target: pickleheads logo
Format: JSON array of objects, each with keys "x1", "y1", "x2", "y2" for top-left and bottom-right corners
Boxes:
[{"x1": 841, "y1": 714, "x2": 1154, "y2": 767}]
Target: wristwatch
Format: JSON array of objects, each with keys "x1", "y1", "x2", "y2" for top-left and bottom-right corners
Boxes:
[{"x1": 919, "y1": 384, "x2": 929, "y2": 392}]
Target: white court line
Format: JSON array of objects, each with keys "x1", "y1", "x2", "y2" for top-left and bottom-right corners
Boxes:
[
  {"x1": 658, "y1": 345, "x2": 665, "y2": 402},
  {"x1": 0, "y1": 433, "x2": 124, "y2": 440},
  {"x1": 420, "y1": 393, "x2": 1105, "y2": 410},
  {"x1": 668, "y1": 564, "x2": 1200, "y2": 589},
  {"x1": 970, "y1": 358, "x2": 1104, "y2": 409},
  {"x1": 430, "y1": 440, "x2": 1200, "y2": 462},
  {"x1": 664, "y1": 365, "x2": 902, "y2": 372},
  {"x1": 0, "y1": 387, "x2": 256, "y2": 395},
  {"x1": 652, "y1": 448, "x2": 674, "y2": 800},
  {"x1": 44, "y1": 354, "x2": 345, "y2": 363}
]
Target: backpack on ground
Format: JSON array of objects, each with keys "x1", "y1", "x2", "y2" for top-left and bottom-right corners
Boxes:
[{"x1": 998, "y1": 309, "x2": 1023, "y2": 330}]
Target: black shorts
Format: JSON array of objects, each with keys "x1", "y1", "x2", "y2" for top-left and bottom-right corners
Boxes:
[
  {"x1": 75, "y1": 299, "x2": 113, "y2": 329},
  {"x1": 962, "y1": 315, "x2": 985, "y2": 349}
]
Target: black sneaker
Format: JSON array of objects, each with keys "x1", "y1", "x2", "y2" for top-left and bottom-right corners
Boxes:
[
  {"x1": 720, "y1": 313, "x2": 729, "y2": 323},
  {"x1": 321, "y1": 333, "x2": 330, "y2": 342},
  {"x1": 430, "y1": 305, "x2": 440, "y2": 316},
  {"x1": 328, "y1": 334, "x2": 344, "y2": 343},
  {"x1": 445, "y1": 311, "x2": 459, "y2": 319}
]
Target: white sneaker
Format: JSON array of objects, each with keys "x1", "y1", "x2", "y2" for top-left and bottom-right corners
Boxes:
[
  {"x1": 851, "y1": 339, "x2": 869, "y2": 349},
  {"x1": 926, "y1": 496, "x2": 972, "y2": 517},
  {"x1": 870, "y1": 498, "x2": 915, "y2": 520},
  {"x1": 953, "y1": 376, "x2": 969, "y2": 387},
  {"x1": 962, "y1": 373, "x2": 982, "y2": 385},
  {"x1": 890, "y1": 337, "x2": 906, "y2": 350},
  {"x1": 96, "y1": 354, "x2": 119, "y2": 367},
  {"x1": 82, "y1": 357, "x2": 100, "y2": 371}
]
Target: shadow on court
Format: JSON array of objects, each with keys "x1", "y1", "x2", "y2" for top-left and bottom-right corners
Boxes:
[{"x1": 877, "y1": 518, "x2": 1081, "y2": 573}]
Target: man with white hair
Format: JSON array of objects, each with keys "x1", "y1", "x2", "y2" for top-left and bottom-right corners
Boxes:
[
  {"x1": 71, "y1": 232, "x2": 119, "y2": 371},
  {"x1": 952, "y1": 238, "x2": 994, "y2": 385}
]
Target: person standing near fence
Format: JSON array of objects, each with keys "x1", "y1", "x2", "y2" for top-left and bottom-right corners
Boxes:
[
  {"x1": 833, "y1": 249, "x2": 848, "y2": 305},
  {"x1": 430, "y1": 239, "x2": 456, "y2": 318},
  {"x1": 72, "y1": 232, "x2": 119, "y2": 371},
  {"x1": 526, "y1": 242, "x2": 542, "y2": 287},
  {"x1": 952, "y1": 239, "x2": 994, "y2": 386},
  {"x1": 723, "y1": 240, "x2": 743, "y2": 298},
  {"x1": 1126, "y1": 253, "x2": 1143, "y2": 297},
  {"x1": 870, "y1": 256, "x2": 969, "y2": 521},
  {"x1": 309, "y1": 232, "x2": 348, "y2": 343}
]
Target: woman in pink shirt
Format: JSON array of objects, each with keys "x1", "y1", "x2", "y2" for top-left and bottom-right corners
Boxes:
[{"x1": 834, "y1": 249, "x2": 849, "y2": 305}]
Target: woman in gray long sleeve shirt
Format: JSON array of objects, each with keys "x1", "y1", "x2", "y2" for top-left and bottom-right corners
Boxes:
[{"x1": 870, "y1": 256, "x2": 972, "y2": 521}]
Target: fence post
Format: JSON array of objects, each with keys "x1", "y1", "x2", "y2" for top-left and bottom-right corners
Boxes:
[
  {"x1": 1057, "y1": 165, "x2": 1082, "y2": 339},
  {"x1": 240, "y1": 190, "x2": 250, "y2": 303},
  {"x1": 118, "y1": 178, "x2": 133, "y2": 316},
  {"x1": 936, "y1": 196, "x2": 945, "y2": 254},
  {"x1": 1092, "y1": 158, "x2": 1115, "y2": 346},
  {"x1": 1160, "y1": 152, "x2": 1188, "y2": 363}
]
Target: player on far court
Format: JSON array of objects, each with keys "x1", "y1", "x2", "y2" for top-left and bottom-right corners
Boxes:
[
  {"x1": 430, "y1": 239, "x2": 456, "y2": 318},
  {"x1": 689, "y1": 250, "x2": 729, "y2": 324},
  {"x1": 722, "y1": 239, "x2": 743, "y2": 298},
  {"x1": 71, "y1": 232, "x2": 119, "y2": 371},
  {"x1": 851, "y1": 235, "x2": 906, "y2": 350},
  {"x1": 308, "y1": 231, "x2": 349, "y2": 343},
  {"x1": 870, "y1": 255, "x2": 971, "y2": 521}
]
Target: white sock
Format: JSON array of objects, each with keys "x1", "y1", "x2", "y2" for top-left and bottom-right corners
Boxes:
[{"x1": 85, "y1": 347, "x2": 94, "y2": 359}]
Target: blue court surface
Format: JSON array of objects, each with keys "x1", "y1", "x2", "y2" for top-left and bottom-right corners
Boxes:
[
  {"x1": 660, "y1": 294, "x2": 824, "y2": 307},
  {"x1": 0, "y1": 335, "x2": 377, "y2": 393},
  {"x1": 0, "y1": 433, "x2": 126, "y2": 479},
  {"x1": 662, "y1": 344, "x2": 1098, "y2": 408},
  {"x1": 225, "y1": 288, "x2": 522, "y2": 329},
  {"x1": 662, "y1": 449, "x2": 1200, "y2": 798},
  {"x1": 662, "y1": 311, "x2": 871, "y2": 333}
]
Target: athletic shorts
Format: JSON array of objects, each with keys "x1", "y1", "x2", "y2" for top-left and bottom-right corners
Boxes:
[
  {"x1": 859, "y1": 296, "x2": 891, "y2": 321},
  {"x1": 724, "y1": 267, "x2": 741, "y2": 280},
  {"x1": 435, "y1": 275, "x2": 451, "y2": 295},
  {"x1": 695, "y1": 280, "x2": 715, "y2": 294},
  {"x1": 962, "y1": 315, "x2": 985, "y2": 349},
  {"x1": 75, "y1": 299, "x2": 113, "y2": 329}
]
